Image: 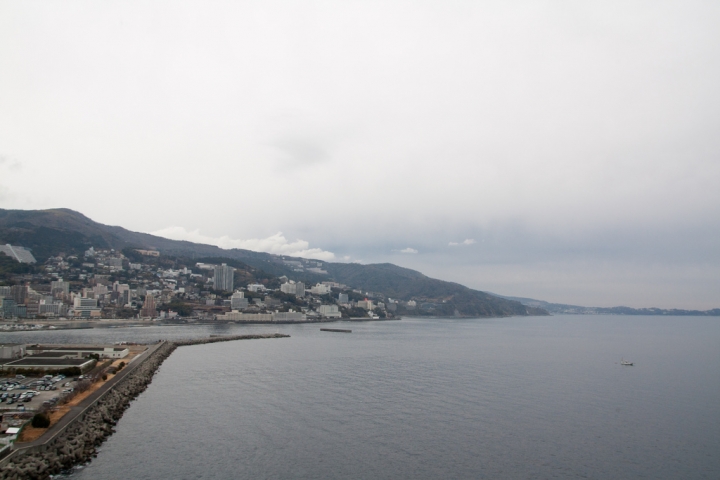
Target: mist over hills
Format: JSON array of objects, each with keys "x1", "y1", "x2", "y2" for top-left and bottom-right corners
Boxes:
[
  {"x1": 494, "y1": 295, "x2": 720, "y2": 317},
  {"x1": 0, "y1": 208, "x2": 545, "y2": 318}
]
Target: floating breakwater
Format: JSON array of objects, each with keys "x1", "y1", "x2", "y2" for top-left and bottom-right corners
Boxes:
[{"x1": 0, "y1": 333, "x2": 289, "y2": 480}]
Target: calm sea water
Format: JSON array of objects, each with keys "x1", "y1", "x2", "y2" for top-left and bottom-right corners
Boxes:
[{"x1": 8, "y1": 315, "x2": 720, "y2": 479}]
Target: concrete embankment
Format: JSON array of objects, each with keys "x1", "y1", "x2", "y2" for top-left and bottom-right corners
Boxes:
[{"x1": 0, "y1": 333, "x2": 289, "y2": 480}]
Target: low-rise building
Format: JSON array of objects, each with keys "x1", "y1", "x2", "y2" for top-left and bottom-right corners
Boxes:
[
  {"x1": 230, "y1": 291, "x2": 249, "y2": 310},
  {"x1": 26, "y1": 345, "x2": 130, "y2": 359},
  {"x1": 0, "y1": 344, "x2": 26, "y2": 360},
  {"x1": 217, "y1": 312, "x2": 273, "y2": 322},
  {"x1": 280, "y1": 282, "x2": 305, "y2": 297},
  {"x1": 73, "y1": 297, "x2": 102, "y2": 318},
  {"x1": 356, "y1": 299, "x2": 375, "y2": 310},
  {"x1": 215, "y1": 311, "x2": 307, "y2": 322},
  {"x1": 247, "y1": 283, "x2": 266, "y2": 293},
  {"x1": 310, "y1": 284, "x2": 332, "y2": 295},
  {"x1": 38, "y1": 302, "x2": 67, "y2": 316},
  {"x1": 2, "y1": 356, "x2": 95, "y2": 372},
  {"x1": 273, "y1": 312, "x2": 306, "y2": 322},
  {"x1": 318, "y1": 304, "x2": 341, "y2": 318},
  {"x1": 50, "y1": 279, "x2": 70, "y2": 296}
]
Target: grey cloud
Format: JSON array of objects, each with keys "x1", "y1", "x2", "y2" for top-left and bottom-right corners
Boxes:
[
  {"x1": 269, "y1": 138, "x2": 329, "y2": 167},
  {"x1": 0, "y1": 1, "x2": 718, "y2": 308},
  {"x1": 0, "y1": 155, "x2": 22, "y2": 172}
]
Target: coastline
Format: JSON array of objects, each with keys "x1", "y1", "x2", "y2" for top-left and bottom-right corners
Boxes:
[
  {"x1": 0, "y1": 333, "x2": 289, "y2": 479},
  {"x1": 0, "y1": 316, "x2": 401, "y2": 332}
]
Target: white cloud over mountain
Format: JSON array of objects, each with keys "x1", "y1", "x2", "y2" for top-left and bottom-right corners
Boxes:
[
  {"x1": 449, "y1": 239, "x2": 476, "y2": 247},
  {"x1": 151, "y1": 227, "x2": 336, "y2": 261}
]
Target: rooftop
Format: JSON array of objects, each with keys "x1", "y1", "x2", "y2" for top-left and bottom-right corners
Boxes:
[{"x1": 2, "y1": 357, "x2": 92, "y2": 367}]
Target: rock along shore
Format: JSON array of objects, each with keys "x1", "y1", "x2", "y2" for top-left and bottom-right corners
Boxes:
[{"x1": 0, "y1": 333, "x2": 289, "y2": 480}]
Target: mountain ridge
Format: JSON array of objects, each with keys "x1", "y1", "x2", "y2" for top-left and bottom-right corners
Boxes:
[
  {"x1": 493, "y1": 294, "x2": 720, "y2": 316},
  {"x1": 0, "y1": 208, "x2": 546, "y2": 318}
]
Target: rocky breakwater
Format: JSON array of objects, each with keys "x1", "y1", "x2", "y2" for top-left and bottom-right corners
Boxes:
[
  {"x1": 172, "y1": 332, "x2": 290, "y2": 347},
  {"x1": 0, "y1": 333, "x2": 289, "y2": 480}
]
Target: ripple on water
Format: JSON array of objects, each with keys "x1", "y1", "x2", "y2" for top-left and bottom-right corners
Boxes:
[{"x1": 37, "y1": 316, "x2": 720, "y2": 479}]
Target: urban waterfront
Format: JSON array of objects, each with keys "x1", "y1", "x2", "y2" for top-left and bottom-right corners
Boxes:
[{"x1": 9, "y1": 315, "x2": 720, "y2": 479}]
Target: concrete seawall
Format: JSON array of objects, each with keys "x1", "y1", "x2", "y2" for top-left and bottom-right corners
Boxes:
[{"x1": 0, "y1": 333, "x2": 289, "y2": 479}]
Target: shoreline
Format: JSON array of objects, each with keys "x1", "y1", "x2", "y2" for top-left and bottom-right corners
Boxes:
[
  {"x1": 0, "y1": 333, "x2": 290, "y2": 479},
  {"x1": 0, "y1": 317, "x2": 401, "y2": 332}
]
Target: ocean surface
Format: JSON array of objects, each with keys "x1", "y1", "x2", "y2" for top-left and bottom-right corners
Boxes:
[{"x1": 7, "y1": 315, "x2": 720, "y2": 479}]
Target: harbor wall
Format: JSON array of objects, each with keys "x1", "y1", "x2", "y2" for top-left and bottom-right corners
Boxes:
[{"x1": 0, "y1": 333, "x2": 289, "y2": 479}]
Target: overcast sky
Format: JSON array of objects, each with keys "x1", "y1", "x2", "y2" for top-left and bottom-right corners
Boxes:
[{"x1": 1, "y1": 1, "x2": 719, "y2": 309}]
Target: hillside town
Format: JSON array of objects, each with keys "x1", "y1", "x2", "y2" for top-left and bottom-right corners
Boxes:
[{"x1": 0, "y1": 244, "x2": 409, "y2": 325}]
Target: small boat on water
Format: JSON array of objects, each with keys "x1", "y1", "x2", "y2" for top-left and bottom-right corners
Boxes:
[{"x1": 620, "y1": 358, "x2": 634, "y2": 366}]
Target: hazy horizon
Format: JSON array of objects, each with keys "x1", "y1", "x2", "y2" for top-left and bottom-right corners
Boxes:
[{"x1": 1, "y1": 1, "x2": 719, "y2": 309}]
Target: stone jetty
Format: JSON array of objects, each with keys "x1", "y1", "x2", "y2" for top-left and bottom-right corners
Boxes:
[{"x1": 0, "y1": 333, "x2": 289, "y2": 479}]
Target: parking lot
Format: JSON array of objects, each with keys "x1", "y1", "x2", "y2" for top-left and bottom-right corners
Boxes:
[{"x1": 0, "y1": 374, "x2": 84, "y2": 413}]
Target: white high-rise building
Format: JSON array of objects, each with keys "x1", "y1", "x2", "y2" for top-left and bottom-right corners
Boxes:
[{"x1": 213, "y1": 264, "x2": 235, "y2": 292}]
